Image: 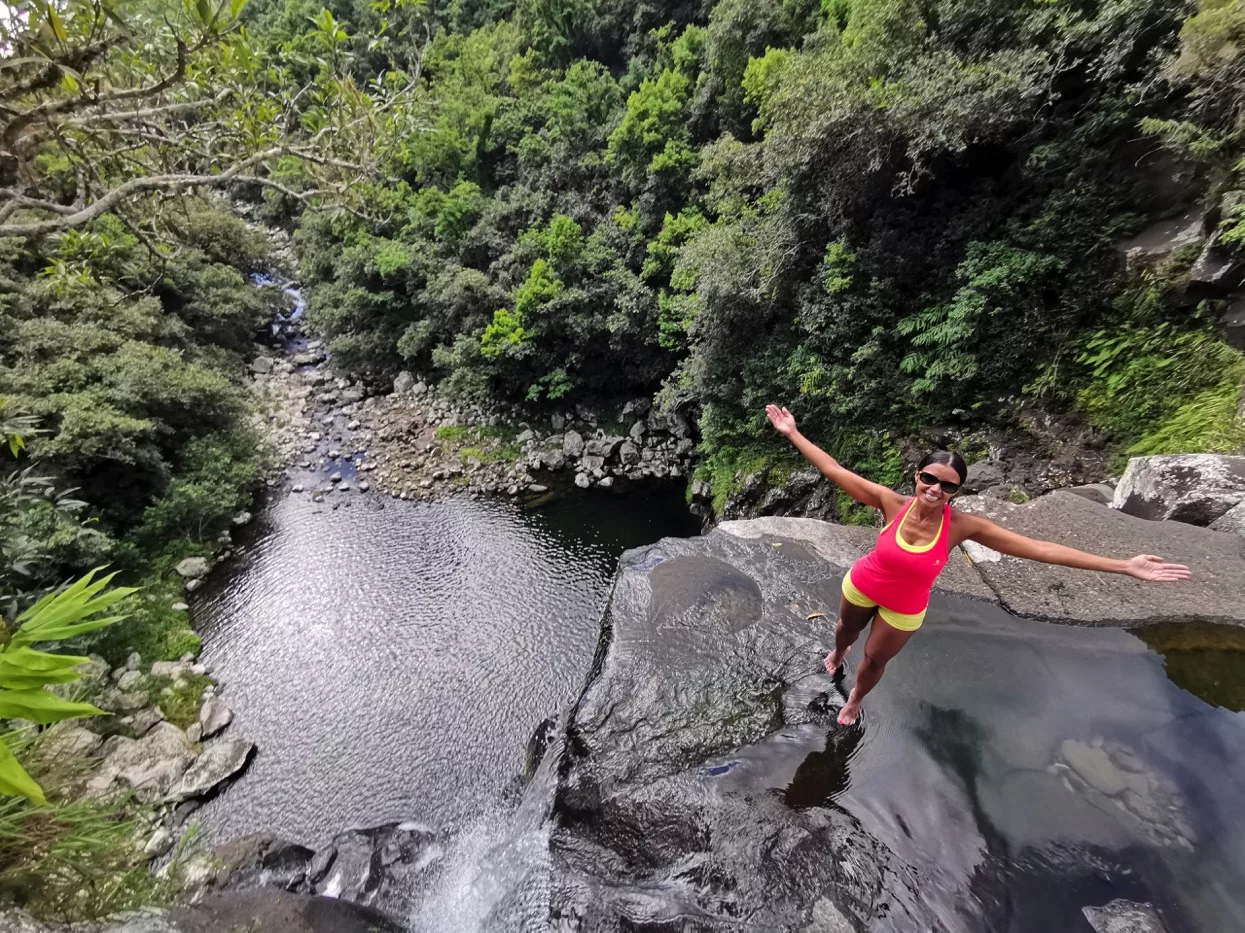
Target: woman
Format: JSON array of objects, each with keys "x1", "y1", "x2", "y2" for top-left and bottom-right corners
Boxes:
[{"x1": 765, "y1": 405, "x2": 1192, "y2": 726}]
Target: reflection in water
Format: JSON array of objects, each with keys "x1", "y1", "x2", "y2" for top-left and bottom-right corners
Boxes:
[
  {"x1": 192, "y1": 484, "x2": 698, "y2": 847},
  {"x1": 1135, "y1": 622, "x2": 1245, "y2": 712},
  {"x1": 783, "y1": 726, "x2": 862, "y2": 810}
]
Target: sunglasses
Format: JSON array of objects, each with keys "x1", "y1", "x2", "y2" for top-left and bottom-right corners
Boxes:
[{"x1": 917, "y1": 470, "x2": 961, "y2": 495}]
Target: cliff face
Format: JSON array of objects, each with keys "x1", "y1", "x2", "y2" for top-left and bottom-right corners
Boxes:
[{"x1": 544, "y1": 504, "x2": 1245, "y2": 931}]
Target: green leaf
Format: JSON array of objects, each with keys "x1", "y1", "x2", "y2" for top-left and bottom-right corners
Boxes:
[
  {"x1": 230, "y1": 0, "x2": 248, "y2": 18},
  {"x1": 0, "y1": 740, "x2": 46, "y2": 806},
  {"x1": 0, "y1": 665, "x2": 82, "y2": 689},
  {"x1": 0, "y1": 689, "x2": 105, "y2": 725},
  {"x1": 0, "y1": 647, "x2": 90, "y2": 673},
  {"x1": 47, "y1": 7, "x2": 67, "y2": 43}
]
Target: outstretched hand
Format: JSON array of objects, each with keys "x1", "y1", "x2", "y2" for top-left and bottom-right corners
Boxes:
[
  {"x1": 766, "y1": 404, "x2": 797, "y2": 438},
  {"x1": 1125, "y1": 554, "x2": 1192, "y2": 582}
]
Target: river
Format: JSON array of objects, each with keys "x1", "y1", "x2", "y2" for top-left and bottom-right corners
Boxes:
[{"x1": 192, "y1": 484, "x2": 699, "y2": 846}]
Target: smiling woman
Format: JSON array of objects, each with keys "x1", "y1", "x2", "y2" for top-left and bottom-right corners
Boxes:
[{"x1": 765, "y1": 404, "x2": 1193, "y2": 725}]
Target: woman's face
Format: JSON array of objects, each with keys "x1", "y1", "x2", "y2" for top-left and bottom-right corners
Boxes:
[{"x1": 914, "y1": 461, "x2": 961, "y2": 505}]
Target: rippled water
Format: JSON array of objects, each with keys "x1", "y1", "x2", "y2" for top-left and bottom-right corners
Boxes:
[{"x1": 192, "y1": 485, "x2": 698, "y2": 846}]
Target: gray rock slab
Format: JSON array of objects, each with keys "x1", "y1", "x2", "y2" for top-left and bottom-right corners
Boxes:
[
  {"x1": 87, "y1": 722, "x2": 196, "y2": 800},
  {"x1": 198, "y1": 696, "x2": 234, "y2": 739},
  {"x1": 1065, "y1": 482, "x2": 1115, "y2": 506},
  {"x1": 957, "y1": 491, "x2": 1245, "y2": 625},
  {"x1": 168, "y1": 740, "x2": 255, "y2": 802}
]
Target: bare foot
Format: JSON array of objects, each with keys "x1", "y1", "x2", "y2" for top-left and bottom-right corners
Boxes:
[
  {"x1": 837, "y1": 698, "x2": 862, "y2": 726},
  {"x1": 824, "y1": 648, "x2": 847, "y2": 675}
]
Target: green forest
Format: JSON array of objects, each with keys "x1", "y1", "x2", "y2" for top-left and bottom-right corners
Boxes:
[{"x1": 0, "y1": 0, "x2": 1244, "y2": 918}]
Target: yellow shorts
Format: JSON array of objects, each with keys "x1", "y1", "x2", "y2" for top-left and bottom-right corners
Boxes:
[{"x1": 841, "y1": 570, "x2": 925, "y2": 632}]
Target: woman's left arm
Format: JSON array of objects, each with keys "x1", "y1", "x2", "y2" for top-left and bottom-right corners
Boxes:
[{"x1": 957, "y1": 513, "x2": 1192, "y2": 582}]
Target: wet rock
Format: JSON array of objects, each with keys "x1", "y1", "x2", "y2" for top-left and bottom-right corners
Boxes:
[
  {"x1": 1186, "y1": 236, "x2": 1245, "y2": 300},
  {"x1": 204, "y1": 834, "x2": 315, "y2": 893},
  {"x1": 1223, "y1": 293, "x2": 1245, "y2": 350},
  {"x1": 1113, "y1": 454, "x2": 1245, "y2": 525},
  {"x1": 233, "y1": 511, "x2": 253, "y2": 526},
  {"x1": 582, "y1": 454, "x2": 605, "y2": 473},
  {"x1": 1082, "y1": 899, "x2": 1170, "y2": 933},
  {"x1": 563, "y1": 430, "x2": 585, "y2": 458},
  {"x1": 175, "y1": 557, "x2": 211, "y2": 580},
  {"x1": 574, "y1": 472, "x2": 591, "y2": 489},
  {"x1": 199, "y1": 696, "x2": 234, "y2": 739},
  {"x1": 958, "y1": 491, "x2": 1245, "y2": 624},
  {"x1": 168, "y1": 740, "x2": 255, "y2": 802},
  {"x1": 598, "y1": 476, "x2": 615, "y2": 489},
  {"x1": 547, "y1": 520, "x2": 957, "y2": 930},
  {"x1": 172, "y1": 602, "x2": 190, "y2": 612},
  {"x1": 392, "y1": 371, "x2": 415, "y2": 395}
]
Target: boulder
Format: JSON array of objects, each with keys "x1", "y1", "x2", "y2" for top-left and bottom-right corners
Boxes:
[
  {"x1": 117, "y1": 669, "x2": 143, "y2": 691},
  {"x1": 232, "y1": 511, "x2": 253, "y2": 526},
  {"x1": 199, "y1": 696, "x2": 234, "y2": 739},
  {"x1": 618, "y1": 441, "x2": 641, "y2": 466},
  {"x1": 145, "y1": 827, "x2": 176, "y2": 859},
  {"x1": 1118, "y1": 208, "x2": 1207, "y2": 270},
  {"x1": 151, "y1": 660, "x2": 192, "y2": 679},
  {"x1": 392, "y1": 371, "x2": 415, "y2": 395},
  {"x1": 574, "y1": 473, "x2": 591, "y2": 489},
  {"x1": 168, "y1": 740, "x2": 255, "y2": 802},
  {"x1": 1082, "y1": 899, "x2": 1169, "y2": 933},
  {"x1": 250, "y1": 356, "x2": 274, "y2": 375},
  {"x1": 963, "y1": 459, "x2": 1006, "y2": 493},
  {"x1": 38, "y1": 722, "x2": 103, "y2": 759},
  {"x1": 585, "y1": 435, "x2": 625, "y2": 460},
  {"x1": 628, "y1": 420, "x2": 646, "y2": 441},
  {"x1": 1064, "y1": 482, "x2": 1115, "y2": 505},
  {"x1": 621, "y1": 397, "x2": 652, "y2": 419},
  {"x1": 958, "y1": 491, "x2": 1245, "y2": 625},
  {"x1": 1112, "y1": 454, "x2": 1245, "y2": 525},
  {"x1": 1209, "y1": 499, "x2": 1245, "y2": 535},
  {"x1": 202, "y1": 833, "x2": 316, "y2": 893},
  {"x1": 175, "y1": 557, "x2": 211, "y2": 580},
  {"x1": 87, "y1": 722, "x2": 197, "y2": 800},
  {"x1": 562, "y1": 430, "x2": 585, "y2": 458},
  {"x1": 1222, "y1": 294, "x2": 1245, "y2": 350},
  {"x1": 516, "y1": 429, "x2": 534, "y2": 443},
  {"x1": 1186, "y1": 237, "x2": 1245, "y2": 300}
]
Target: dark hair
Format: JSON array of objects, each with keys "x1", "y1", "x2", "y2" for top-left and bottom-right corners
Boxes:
[{"x1": 918, "y1": 450, "x2": 967, "y2": 484}]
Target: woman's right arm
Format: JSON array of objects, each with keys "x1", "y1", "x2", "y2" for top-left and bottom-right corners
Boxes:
[{"x1": 765, "y1": 405, "x2": 903, "y2": 514}]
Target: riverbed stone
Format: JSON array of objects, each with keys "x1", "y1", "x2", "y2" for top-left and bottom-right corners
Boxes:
[
  {"x1": 199, "y1": 696, "x2": 234, "y2": 738},
  {"x1": 1113, "y1": 454, "x2": 1245, "y2": 525},
  {"x1": 573, "y1": 472, "x2": 591, "y2": 489},
  {"x1": 957, "y1": 491, "x2": 1245, "y2": 625},
  {"x1": 168, "y1": 740, "x2": 256, "y2": 802},
  {"x1": 392, "y1": 371, "x2": 414, "y2": 395},
  {"x1": 87, "y1": 723, "x2": 196, "y2": 800},
  {"x1": 563, "y1": 430, "x2": 584, "y2": 458},
  {"x1": 175, "y1": 557, "x2": 211, "y2": 580}
]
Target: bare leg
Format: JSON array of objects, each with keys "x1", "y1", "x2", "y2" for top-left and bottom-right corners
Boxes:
[
  {"x1": 825, "y1": 595, "x2": 875, "y2": 675},
  {"x1": 837, "y1": 617, "x2": 917, "y2": 725}
]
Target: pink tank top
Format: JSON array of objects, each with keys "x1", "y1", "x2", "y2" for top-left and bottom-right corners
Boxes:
[{"x1": 850, "y1": 499, "x2": 952, "y2": 615}]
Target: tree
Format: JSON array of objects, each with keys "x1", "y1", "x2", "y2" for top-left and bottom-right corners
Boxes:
[{"x1": 0, "y1": 0, "x2": 429, "y2": 242}]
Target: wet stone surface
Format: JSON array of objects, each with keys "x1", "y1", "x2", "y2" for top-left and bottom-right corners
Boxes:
[{"x1": 544, "y1": 521, "x2": 1245, "y2": 932}]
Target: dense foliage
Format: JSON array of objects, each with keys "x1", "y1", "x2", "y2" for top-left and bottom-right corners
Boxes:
[{"x1": 294, "y1": 0, "x2": 1245, "y2": 491}]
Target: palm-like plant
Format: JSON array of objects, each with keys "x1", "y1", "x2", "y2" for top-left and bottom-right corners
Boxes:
[{"x1": 0, "y1": 570, "x2": 134, "y2": 805}]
